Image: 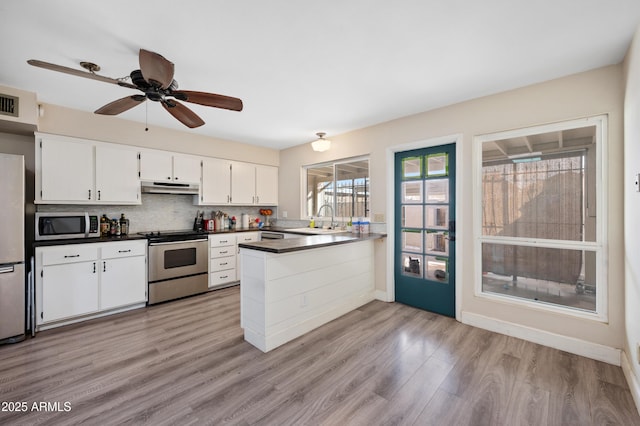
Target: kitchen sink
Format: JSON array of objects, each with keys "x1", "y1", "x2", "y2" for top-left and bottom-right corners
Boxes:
[{"x1": 286, "y1": 227, "x2": 347, "y2": 235}]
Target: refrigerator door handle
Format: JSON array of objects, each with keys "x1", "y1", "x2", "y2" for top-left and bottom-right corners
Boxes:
[{"x1": 0, "y1": 265, "x2": 15, "y2": 274}]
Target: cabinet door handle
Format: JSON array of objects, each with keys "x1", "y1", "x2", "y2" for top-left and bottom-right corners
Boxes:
[
  {"x1": 64, "y1": 254, "x2": 80, "y2": 258},
  {"x1": 227, "y1": 195, "x2": 230, "y2": 203},
  {"x1": 98, "y1": 190, "x2": 101, "y2": 201},
  {"x1": 88, "y1": 189, "x2": 92, "y2": 200},
  {"x1": 118, "y1": 249, "x2": 131, "y2": 253},
  {"x1": 256, "y1": 196, "x2": 259, "y2": 203},
  {"x1": 167, "y1": 176, "x2": 171, "y2": 180},
  {"x1": 175, "y1": 176, "x2": 179, "y2": 180},
  {"x1": 103, "y1": 261, "x2": 106, "y2": 272},
  {"x1": 93, "y1": 262, "x2": 96, "y2": 273}
]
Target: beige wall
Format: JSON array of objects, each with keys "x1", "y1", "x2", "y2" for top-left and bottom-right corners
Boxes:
[
  {"x1": 37, "y1": 103, "x2": 279, "y2": 166},
  {"x1": 280, "y1": 64, "x2": 624, "y2": 350},
  {"x1": 623, "y1": 26, "x2": 640, "y2": 399}
]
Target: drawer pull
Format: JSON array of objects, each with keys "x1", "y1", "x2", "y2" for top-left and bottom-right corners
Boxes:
[
  {"x1": 220, "y1": 275, "x2": 228, "y2": 279},
  {"x1": 220, "y1": 262, "x2": 228, "y2": 266},
  {"x1": 220, "y1": 250, "x2": 228, "y2": 254},
  {"x1": 64, "y1": 254, "x2": 80, "y2": 258},
  {"x1": 118, "y1": 250, "x2": 131, "y2": 253},
  {"x1": 220, "y1": 240, "x2": 228, "y2": 244}
]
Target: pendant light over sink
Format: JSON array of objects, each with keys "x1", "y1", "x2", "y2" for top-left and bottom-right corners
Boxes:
[{"x1": 311, "y1": 132, "x2": 331, "y2": 152}]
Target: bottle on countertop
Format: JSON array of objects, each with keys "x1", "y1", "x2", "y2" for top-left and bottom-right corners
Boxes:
[
  {"x1": 119, "y1": 213, "x2": 129, "y2": 235},
  {"x1": 115, "y1": 220, "x2": 121, "y2": 236},
  {"x1": 100, "y1": 214, "x2": 109, "y2": 237},
  {"x1": 110, "y1": 219, "x2": 117, "y2": 236},
  {"x1": 309, "y1": 217, "x2": 315, "y2": 228}
]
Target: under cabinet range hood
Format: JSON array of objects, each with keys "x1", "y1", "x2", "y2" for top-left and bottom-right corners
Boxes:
[{"x1": 141, "y1": 181, "x2": 199, "y2": 195}]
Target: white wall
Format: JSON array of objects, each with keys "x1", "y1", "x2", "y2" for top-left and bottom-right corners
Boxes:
[
  {"x1": 37, "y1": 103, "x2": 279, "y2": 166},
  {"x1": 623, "y1": 25, "x2": 640, "y2": 410},
  {"x1": 279, "y1": 64, "x2": 624, "y2": 356}
]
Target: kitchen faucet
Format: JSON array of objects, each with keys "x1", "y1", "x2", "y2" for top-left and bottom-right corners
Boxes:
[{"x1": 316, "y1": 203, "x2": 336, "y2": 229}]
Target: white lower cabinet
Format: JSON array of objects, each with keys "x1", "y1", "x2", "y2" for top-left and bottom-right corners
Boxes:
[
  {"x1": 100, "y1": 241, "x2": 147, "y2": 310},
  {"x1": 208, "y1": 232, "x2": 260, "y2": 289},
  {"x1": 36, "y1": 240, "x2": 147, "y2": 329},
  {"x1": 209, "y1": 234, "x2": 237, "y2": 288},
  {"x1": 42, "y1": 260, "x2": 99, "y2": 323}
]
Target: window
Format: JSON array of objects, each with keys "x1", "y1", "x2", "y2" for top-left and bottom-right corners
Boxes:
[
  {"x1": 475, "y1": 116, "x2": 606, "y2": 320},
  {"x1": 304, "y1": 157, "x2": 370, "y2": 221}
]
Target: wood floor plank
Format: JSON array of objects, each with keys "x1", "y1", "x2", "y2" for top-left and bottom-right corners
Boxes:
[{"x1": 0, "y1": 286, "x2": 638, "y2": 425}]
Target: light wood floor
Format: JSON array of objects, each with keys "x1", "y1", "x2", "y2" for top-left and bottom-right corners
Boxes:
[{"x1": 1, "y1": 286, "x2": 638, "y2": 425}]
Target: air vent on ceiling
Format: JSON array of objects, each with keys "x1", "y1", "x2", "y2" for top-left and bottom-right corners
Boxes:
[{"x1": 0, "y1": 94, "x2": 19, "y2": 117}]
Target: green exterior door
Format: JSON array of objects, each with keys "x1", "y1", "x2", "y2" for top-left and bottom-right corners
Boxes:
[{"x1": 395, "y1": 143, "x2": 456, "y2": 317}]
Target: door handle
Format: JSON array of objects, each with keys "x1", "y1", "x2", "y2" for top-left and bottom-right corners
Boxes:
[
  {"x1": 448, "y1": 220, "x2": 456, "y2": 241},
  {"x1": 0, "y1": 265, "x2": 15, "y2": 274}
]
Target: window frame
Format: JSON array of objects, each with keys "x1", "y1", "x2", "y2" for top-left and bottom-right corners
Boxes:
[
  {"x1": 301, "y1": 155, "x2": 371, "y2": 221},
  {"x1": 473, "y1": 115, "x2": 608, "y2": 322}
]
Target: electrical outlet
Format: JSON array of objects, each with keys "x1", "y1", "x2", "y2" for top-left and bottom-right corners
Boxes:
[{"x1": 373, "y1": 213, "x2": 385, "y2": 223}]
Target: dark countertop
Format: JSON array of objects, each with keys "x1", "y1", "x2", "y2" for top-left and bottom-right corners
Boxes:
[
  {"x1": 238, "y1": 232, "x2": 386, "y2": 254},
  {"x1": 33, "y1": 234, "x2": 149, "y2": 247},
  {"x1": 33, "y1": 227, "x2": 385, "y2": 249}
]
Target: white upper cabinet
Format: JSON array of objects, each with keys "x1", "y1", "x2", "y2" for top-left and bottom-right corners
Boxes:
[
  {"x1": 200, "y1": 160, "x2": 278, "y2": 206},
  {"x1": 255, "y1": 165, "x2": 278, "y2": 205},
  {"x1": 95, "y1": 145, "x2": 140, "y2": 203},
  {"x1": 231, "y1": 161, "x2": 256, "y2": 205},
  {"x1": 139, "y1": 150, "x2": 201, "y2": 184},
  {"x1": 40, "y1": 137, "x2": 94, "y2": 202},
  {"x1": 201, "y1": 158, "x2": 232, "y2": 204},
  {"x1": 36, "y1": 133, "x2": 141, "y2": 205}
]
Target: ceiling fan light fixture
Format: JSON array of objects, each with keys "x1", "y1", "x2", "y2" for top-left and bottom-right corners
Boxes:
[{"x1": 311, "y1": 132, "x2": 331, "y2": 152}]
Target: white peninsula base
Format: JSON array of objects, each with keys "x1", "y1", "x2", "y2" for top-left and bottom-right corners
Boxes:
[{"x1": 240, "y1": 238, "x2": 375, "y2": 352}]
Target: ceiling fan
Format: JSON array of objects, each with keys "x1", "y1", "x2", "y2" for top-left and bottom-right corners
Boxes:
[{"x1": 27, "y1": 49, "x2": 243, "y2": 128}]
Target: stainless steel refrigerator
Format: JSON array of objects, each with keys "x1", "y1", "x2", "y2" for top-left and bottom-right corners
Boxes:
[{"x1": 0, "y1": 153, "x2": 25, "y2": 343}]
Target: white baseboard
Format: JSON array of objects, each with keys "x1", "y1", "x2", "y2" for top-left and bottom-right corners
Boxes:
[
  {"x1": 461, "y1": 311, "x2": 621, "y2": 365},
  {"x1": 375, "y1": 290, "x2": 390, "y2": 302},
  {"x1": 622, "y1": 351, "x2": 640, "y2": 416}
]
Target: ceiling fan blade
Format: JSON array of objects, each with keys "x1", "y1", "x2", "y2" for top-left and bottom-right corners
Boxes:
[
  {"x1": 172, "y1": 90, "x2": 243, "y2": 112},
  {"x1": 139, "y1": 49, "x2": 174, "y2": 89},
  {"x1": 95, "y1": 95, "x2": 146, "y2": 115},
  {"x1": 27, "y1": 59, "x2": 120, "y2": 85},
  {"x1": 162, "y1": 100, "x2": 205, "y2": 128}
]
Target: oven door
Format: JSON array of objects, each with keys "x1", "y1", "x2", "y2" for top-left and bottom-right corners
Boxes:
[{"x1": 148, "y1": 239, "x2": 208, "y2": 282}]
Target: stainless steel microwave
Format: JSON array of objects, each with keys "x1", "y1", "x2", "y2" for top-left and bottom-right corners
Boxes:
[{"x1": 35, "y1": 212, "x2": 99, "y2": 241}]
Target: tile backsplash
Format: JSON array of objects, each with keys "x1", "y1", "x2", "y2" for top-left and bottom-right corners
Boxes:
[{"x1": 36, "y1": 194, "x2": 277, "y2": 234}]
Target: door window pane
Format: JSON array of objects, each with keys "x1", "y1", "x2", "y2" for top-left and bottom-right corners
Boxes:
[
  {"x1": 401, "y1": 253, "x2": 423, "y2": 278},
  {"x1": 402, "y1": 157, "x2": 422, "y2": 179},
  {"x1": 401, "y1": 229, "x2": 423, "y2": 252},
  {"x1": 402, "y1": 205, "x2": 423, "y2": 228},
  {"x1": 425, "y1": 179, "x2": 449, "y2": 204},
  {"x1": 425, "y1": 256, "x2": 448, "y2": 282},
  {"x1": 425, "y1": 206, "x2": 448, "y2": 229},
  {"x1": 427, "y1": 153, "x2": 448, "y2": 177},
  {"x1": 402, "y1": 181, "x2": 423, "y2": 203},
  {"x1": 425, "y1": 231, "x2": 449, "y2": 256}
]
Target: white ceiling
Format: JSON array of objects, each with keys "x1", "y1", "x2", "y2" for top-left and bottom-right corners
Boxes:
[{"x1": 1, "y1": 1, "x2": 639, "y2": 150}]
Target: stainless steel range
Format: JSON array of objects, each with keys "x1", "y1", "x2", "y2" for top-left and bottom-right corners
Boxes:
[{"x1": 140, "y1": 230, "x2": 209, "y2": 305}]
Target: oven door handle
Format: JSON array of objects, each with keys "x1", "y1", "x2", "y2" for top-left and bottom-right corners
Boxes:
[{"x1": 149, "y1": 238, "x2": 208, "y2": 246}]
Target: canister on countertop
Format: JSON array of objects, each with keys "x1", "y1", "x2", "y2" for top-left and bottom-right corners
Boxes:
[{"x1": 241, "y1": 213, "x2": 249, "y2": 229}]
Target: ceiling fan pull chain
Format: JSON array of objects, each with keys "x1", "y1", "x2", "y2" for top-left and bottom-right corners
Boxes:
[{"x1": 145, "y1": 101, "x2": 149, "y2": 132}]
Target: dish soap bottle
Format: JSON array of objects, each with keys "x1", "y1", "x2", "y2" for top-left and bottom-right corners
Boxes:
[{"x1": 309, "y1": 217, "x2": 315, "y2": 228}]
